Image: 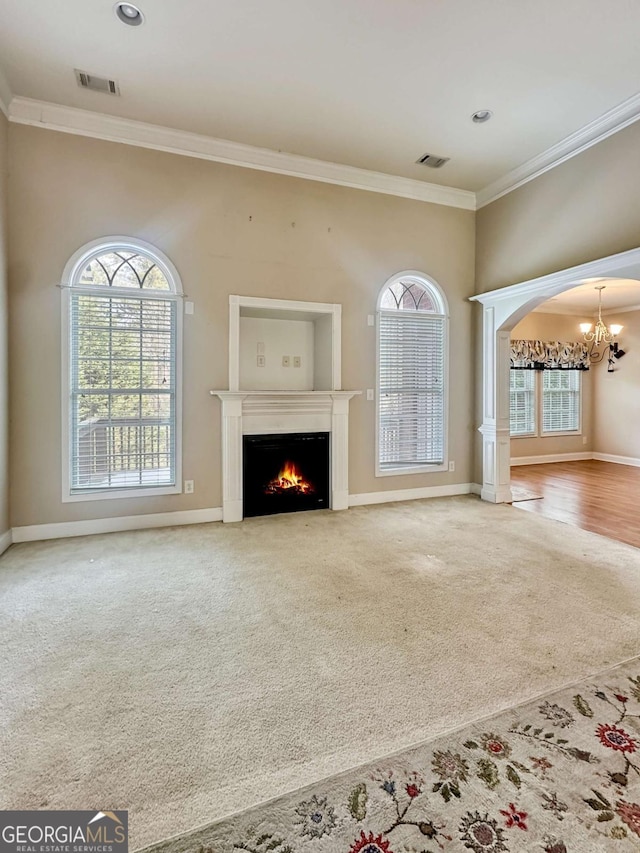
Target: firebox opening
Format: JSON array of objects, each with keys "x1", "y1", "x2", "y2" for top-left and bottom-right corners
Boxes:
[{"x1": 243, "y1": 432, "x2": 329, "y2": 518}]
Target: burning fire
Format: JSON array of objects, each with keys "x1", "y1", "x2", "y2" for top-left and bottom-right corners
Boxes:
[{"x1": 265, "y1": 460, "x2": 314, "y2": 495}]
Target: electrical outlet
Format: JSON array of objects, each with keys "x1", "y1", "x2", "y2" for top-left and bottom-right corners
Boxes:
[
  {"x1": 184, "y1": 480, "x2": 194, "y2": 494},
  {"x1": 448, "y1": 461, "x2": 455, "y2": 472},
  {"x1": 293, "y1": 356, "x2": 301, "y2": 368},
  {"x1": 257, "y1": 355, "x2": 265, "y2": 367},
  {"x1": 282, "y1": 355, "x2": 290, "y2": 367},
  {"x1": 366, "y1": 388, "x2": 374, "y2": 401},
  {"x1": 582, "y1": 435, "x2": 588, "y2": 445}
]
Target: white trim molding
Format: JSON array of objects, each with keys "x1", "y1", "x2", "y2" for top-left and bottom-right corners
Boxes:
[
  {"x1": 12, "y1": 507, "x2": 223, "y2": 543},
  {"x1": 0, "y1": 528, "x2": 12, "y2": 554},
  {"x1": 470, "y1": 245, "x2": 640, "y2": 504},
  {"x1": 349, "y1": 483, "x2": 475, "y2": 507},
  {"x1": 477, "y1": 89, "x2": 640, "y2": 208},
  {"x1": 511, "y1": 452, "x2": 640, "y2": 468},
  {"x1": 9, "y1": 97, "x2": 475, "y2": 211},
  {"x1": 593, "y1": 453, "x2": 640, "y2": 468},
  {"x1": 0, "y1": 69, "x2": 10, "y2": 118},
  {"x1": 6, "y1": 485, "x2": 482, "y2": 545},
  {"x1": 7, "y1": 86, "x2": 640, "y2": 210},
  {"x1": 60, "y1": 236, "x2": 184, "y2": 504},
  {"x1": 228, "y1": 295, "x2": 341, "y2": 392},
  {"x1": 210, "y1": 390, "x2": 360, "y2": 522},
  {"x1": 511, "y1": 452, "x2": 592, "y2": 466}
]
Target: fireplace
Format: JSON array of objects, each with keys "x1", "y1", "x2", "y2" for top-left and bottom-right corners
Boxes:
[{"x1": 243, "y1": 432, "x2": 330, "y2": 518}]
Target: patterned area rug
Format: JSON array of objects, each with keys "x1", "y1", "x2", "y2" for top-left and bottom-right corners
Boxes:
[{"x1": 141, "y1": 658, "x2": 640, "y2": 853}]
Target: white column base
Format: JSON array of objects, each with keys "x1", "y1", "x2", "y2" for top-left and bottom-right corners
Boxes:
[
  {"x1": 222, "y1": 499, "x2": 243, "y2": 523},
  {"x1": 481, "y1": 485, "x2": 513, "y2": 503},
  {"x1": 331, "y1": 489, "x2": 349, "y2": 511}
]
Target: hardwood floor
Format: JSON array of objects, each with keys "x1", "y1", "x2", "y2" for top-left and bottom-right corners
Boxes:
[{"x1": 510, "y1": 460, "x2": 640, "y2": 549}]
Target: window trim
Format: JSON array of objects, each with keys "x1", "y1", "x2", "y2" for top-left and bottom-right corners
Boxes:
[
  {"x1": 61, "y1": 236, "x2": 184, "y2": 502},
  {"x1": 375, "y1": 270, "x2": 449, "y2": 477}
]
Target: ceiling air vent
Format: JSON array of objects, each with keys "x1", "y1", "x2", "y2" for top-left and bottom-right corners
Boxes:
[
  {"x1": 75, "y1": 69, "x2": 120, "y2": 95},
  {"x1": 415, "y1": 152, "x2": 450, "y2": 169}
]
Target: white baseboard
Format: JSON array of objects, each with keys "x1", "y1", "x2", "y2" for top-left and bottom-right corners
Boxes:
[
  {"x1": 510, "y1": 452, "x2": 592, "y2": 466},
  {"x1": 470, "y1": 483, "x2": 482, "y2": 496},
  {"x1": 8, "y1": 485, "x2": 477, "y2": 545},
  {"x1": 349, "y1": 482, "x2": 474, "y2": 507},
  {"x1": 11, "y1": 507, "x2": 223, "y2": 543},
  {"x1": 592, "y1": 453, "x2": 640, "y2": 468},
  {"x1": 0, "y1": 528, "x2": 12, "y2": 554}
]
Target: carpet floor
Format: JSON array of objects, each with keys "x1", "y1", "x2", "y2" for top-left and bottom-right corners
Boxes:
[
  {"x1": 1, "y1": 496, "x2": 640, "y2": 849},
  {"x1": 140, "y1": 656, "x2": 640, "y2": 853}
]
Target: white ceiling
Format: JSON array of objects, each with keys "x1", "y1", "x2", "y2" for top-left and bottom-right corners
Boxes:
[
  {"x1": 534, "y1": 279, "x2": 640, "y2": 315},
  {"x1": 1, "y1": 1, "x2": 640, "y2": 193}
]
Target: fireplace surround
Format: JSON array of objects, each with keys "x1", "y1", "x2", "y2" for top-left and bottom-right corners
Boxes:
[{"x1": 211, "y1": 294, "x2": 360, "y2": 522}]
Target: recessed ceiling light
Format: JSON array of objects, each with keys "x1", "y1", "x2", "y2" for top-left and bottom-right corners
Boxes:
[
  {"x1": 114, "y1": 2, "x2": 144, "y2": 26},
  {"x1": 471, "y1": 110, "x2": 493, "y2": 124}
]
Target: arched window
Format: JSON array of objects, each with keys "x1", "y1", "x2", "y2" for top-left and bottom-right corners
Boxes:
[
  {"x1": 61, "y1": 238, "x2": 182, "y2": 499},
  {"x1": 377, "y1": 271, "x2": 448, "y2": 475}
]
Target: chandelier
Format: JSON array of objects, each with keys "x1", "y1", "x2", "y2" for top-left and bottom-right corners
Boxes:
[{"x1": 579, "y1": 286, "x2": 625, "y2": 371}]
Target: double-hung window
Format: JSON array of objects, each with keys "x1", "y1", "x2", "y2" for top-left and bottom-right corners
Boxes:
[
  {"x1": 542, "y1": 370, "x2": 581, "y2": 433},
  {"x1": 509, "y1": 370, "x2": 536, "y2": 436},
  {"x1": 62, "y1": 238, "x2": 182, "y2": 500},
  {"x1": 509, "y1": 369, "x2": 581, "y2": 437},
  {"x1": 377, "y1": 272, "x2": 448, "y2": 475}
]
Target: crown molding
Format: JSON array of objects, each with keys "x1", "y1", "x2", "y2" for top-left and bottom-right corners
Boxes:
[
  {"x1": 8, "y1": 97, "x2": 476, "y2": 210},
  {"x1": 0, "y1": 70, "x2": 11, "y2": 118},
  {"x1": 476, "y1": 89, "x2": 640, "y2": 209},
  {"x1": 9, "y1": 87, "x2": 640, "y2": 211}
]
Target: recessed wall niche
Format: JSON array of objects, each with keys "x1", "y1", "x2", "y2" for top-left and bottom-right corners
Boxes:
[{"x1": 229, "y1": 296, "x2": 341, "y2": 392}]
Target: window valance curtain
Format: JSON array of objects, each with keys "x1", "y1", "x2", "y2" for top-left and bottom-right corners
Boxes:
[{"x1": 510, "y1": 340, "x2": 590, "y2": 370}]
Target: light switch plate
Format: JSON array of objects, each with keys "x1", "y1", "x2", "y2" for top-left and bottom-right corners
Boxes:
[
  {"x1": 293, "y1": 356, "x2": 301, "y2": 368},
  {"x1": 282, "y1": 355, "x2": 290, "y2": 367}
]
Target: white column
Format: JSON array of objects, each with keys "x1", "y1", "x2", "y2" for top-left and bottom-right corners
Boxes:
[
  {"x1": 330, "y1": 395, "x2": 350, "y2": 510},
  {"x1": 220, "y1": 396, "x2": 245, "y2": 522},
  {"x1": 479, "y1": 307, "x2": 512, "y2": 503}
]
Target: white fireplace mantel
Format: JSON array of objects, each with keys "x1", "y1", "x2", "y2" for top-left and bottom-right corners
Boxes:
[{"x1": 210, "y1": 390, "x2": 361, "y2": 522}]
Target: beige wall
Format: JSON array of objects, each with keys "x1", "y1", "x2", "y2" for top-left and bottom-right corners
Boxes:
[
  {"x1": 476, "y1": 120, "x2": 640, "y2": 293},
  {"x1": 8, "y1": 124, "x2": 475, "y2": 528},
  {"x1": 593, "y1": 309, "x2": 640, "y2": 460},
  {"x1": 509, "y1": 312, "x2": 593, "y2": 459},
  {"x1": 0, "y1": 112, "x2": 8, "y2": 535}
]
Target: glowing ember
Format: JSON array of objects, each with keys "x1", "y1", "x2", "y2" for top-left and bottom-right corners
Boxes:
[{"x1": 265, "y1": 460, "x2": 315, "y2": 495}]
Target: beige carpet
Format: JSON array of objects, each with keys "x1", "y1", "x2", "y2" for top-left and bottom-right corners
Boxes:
[
  {"x1": 1, "y1": 496, "x2": 640, "y2": 850},
  {"x1": 140, "y1": 656, "x2": 640, "y2": 853}
]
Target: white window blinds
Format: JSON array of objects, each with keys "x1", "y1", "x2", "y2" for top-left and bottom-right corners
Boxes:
[
  {"x1": 378, "y1": 312, "x2": 445, "y2": 470},
  {"x1": 509, "y1": 370, "x2": 536, "y2": 436},
  {"x1": 542, "y1": 370, "x2": 580, "y2": 434},
  {"x1": 70, "y1": 292, "x2": 177, "y2": 491}
]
